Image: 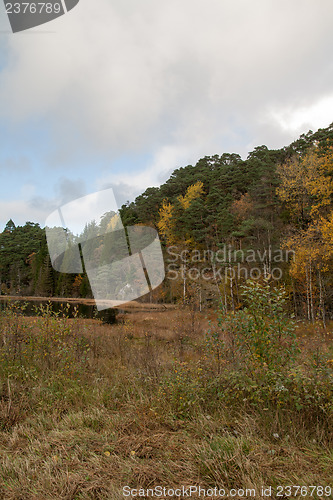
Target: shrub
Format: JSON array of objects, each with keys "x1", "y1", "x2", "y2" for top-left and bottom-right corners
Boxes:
[{"x1": 217, "y1": 279, "x2": 299, "y2": 372}]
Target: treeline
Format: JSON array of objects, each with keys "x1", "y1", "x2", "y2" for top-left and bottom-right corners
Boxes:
[
  {"x1": 1, "y1": 123, "x2": 333, "y2": 319},
  {"x1": 0, "y1": 220, "x2": 93, "y2": 298},
  {"x1": 119, "y1": 122, "x2": 333, "y2": 319}
]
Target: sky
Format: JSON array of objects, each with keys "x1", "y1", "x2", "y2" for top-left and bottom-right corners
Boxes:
[{"x1": 0, "y1": 0, "x2": 333, "y2": 231}]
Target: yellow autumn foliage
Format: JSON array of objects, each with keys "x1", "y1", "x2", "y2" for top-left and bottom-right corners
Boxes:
[
  {"x1": 106, "y1": 213, "x2": 123, "y2": 232},
  {"x1": 178, "y1": 181, "x2": 204, "y2": 210},
  {"x1": 277, "y1": 147, "x2": 333, "y2": 297},
  {"x1": 157, "y1": 199, "x2": 175, "y2": 244},
  {"x1": 277, "y1": 146, "x2": 333, "y2": 221},
  {"x1": 157, "y1": 181, "x2": 204, "y2": 245}
]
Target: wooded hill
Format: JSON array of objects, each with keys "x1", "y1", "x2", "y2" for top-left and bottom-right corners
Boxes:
[{"x1": 1, "y1": 123, "x2": 333, "y2": 320}]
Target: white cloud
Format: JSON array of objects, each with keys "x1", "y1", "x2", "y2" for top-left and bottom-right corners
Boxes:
[
  {"x1": 270, "y1": 94, "x2": 333, "y2": 135},
  {"x1": 97, "y1": 142, "x2": 213, "y2": 206},
  {"x1": 0, "y1": 0, "x2": 333, "y2": 217},
  {"x1": 0, "y1": 199, "x2": 48, "y2": 229},
  {"x1": 0, "y1": 177, "x2": 87, "y2": 229}
]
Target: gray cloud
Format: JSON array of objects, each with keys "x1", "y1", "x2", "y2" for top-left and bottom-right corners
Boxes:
[
  {"x1": 0, "y1": 156, "x2": 31, "y2": 173},
  {"x1": 28, "y1": 177, "x2": 87, "y2": 225},
  {"x1": 55, "y1": 177, "x2": 87, "y2": 205},
  {"x1": 0, "y1": 0, "x2": 332, "y2": 198}
]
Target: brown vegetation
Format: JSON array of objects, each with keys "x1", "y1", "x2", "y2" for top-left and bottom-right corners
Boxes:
[{"x1": 0, "y1": 302, "x2": 332, "y2": 499}]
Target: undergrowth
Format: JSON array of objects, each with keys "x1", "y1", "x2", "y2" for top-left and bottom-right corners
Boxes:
[{"x1": 0, "y1": 288, "x2": 332, "y2": 499}]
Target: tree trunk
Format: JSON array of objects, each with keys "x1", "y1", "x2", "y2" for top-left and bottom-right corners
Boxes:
[{"x1": 318, "y1": 270, "x2": 326, "y2": 329}]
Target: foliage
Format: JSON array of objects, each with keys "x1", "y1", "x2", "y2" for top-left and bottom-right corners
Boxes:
[
  {"x1": 2, "y1": 123, "x2": 333, "y2": 317},
  {"x1": 0, "y1": 305, "x2": 332, "y2": 497},
  {"x1": 202, "y1": 281, "x2": 331, "y2": 423},
  {"x1": 0, "y1": 301, "x2": 91, "y2": 378},
  {"x1": 208, "y1": 279, "x2": 299, "y2": 372}
]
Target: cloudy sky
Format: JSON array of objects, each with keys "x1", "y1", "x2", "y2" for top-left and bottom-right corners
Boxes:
[{"x1": 0, "y1": 0, "x2": 333, "y2": 230}]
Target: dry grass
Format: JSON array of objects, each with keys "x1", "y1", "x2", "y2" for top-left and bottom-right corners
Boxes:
[
  {"x1": 0, "y1": 306, "x2": 332, "y2": 499},
  {"x1": 0, "y1": 408, "x2": 331, "y2": 500}
]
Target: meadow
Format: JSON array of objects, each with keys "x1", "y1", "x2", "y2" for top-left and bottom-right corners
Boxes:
[{"x1": 0, "y1": 287, "x2": 332, "y2": 499}]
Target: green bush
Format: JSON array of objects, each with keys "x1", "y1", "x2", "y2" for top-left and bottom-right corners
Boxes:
[{"x1": 215, "y1": 279, "x2": 300, "y2": 372}]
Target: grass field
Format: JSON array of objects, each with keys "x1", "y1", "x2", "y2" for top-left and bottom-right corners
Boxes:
[{"x1": 0, "y1": 302, "x2": 332, "y2": 499}]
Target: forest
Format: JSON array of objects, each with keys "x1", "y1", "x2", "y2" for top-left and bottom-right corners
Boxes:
[
  {"x1": 2, "y1": 123, "x2": 333, "y2": 321},
  {"x1": 1, "y1": 125, "x2": 333, "y2": 497}
]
